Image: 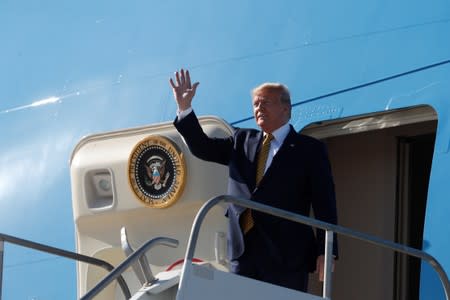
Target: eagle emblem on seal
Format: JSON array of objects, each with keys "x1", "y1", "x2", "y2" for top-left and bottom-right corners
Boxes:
[{"x1": 145, "y1": 155, "x2": 170, "y2": 190}]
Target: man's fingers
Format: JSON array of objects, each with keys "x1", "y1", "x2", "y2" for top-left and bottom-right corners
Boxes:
[
  {"x1": 186, "y1": 70, "x2": 192, "y2": 88},
  {"x1": 319, "y1": 267, "x2": 324, "y2": 282},
  {"x1": 169, "y1": 78, "x2": 176, "y2": 89},
  {"x1": 180, "y1": 69, "x2": 186, "y2": 86},
  {"x1": 175, "y1": 71, "x2": 181, "y2": 86},
  {"x1": 316, "y1": 255, "x2": 325, "y2": 282},
  {"x1": 316, "y1": 255, "x2": 335, "y2": 282},
  {"x1": 192, "y1": 82, "x2": 200, "y2": 93}
]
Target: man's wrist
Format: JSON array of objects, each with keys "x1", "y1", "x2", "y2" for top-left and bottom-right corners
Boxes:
[{"x1": 177, "y1": 107, "x2": 193, "y2": 120}]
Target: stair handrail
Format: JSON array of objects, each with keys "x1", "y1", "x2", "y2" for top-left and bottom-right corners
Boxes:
[
  {"x1": 181, "y1": 195, "x2": 450, "y2": 300},
  {"x1": 0, "y1": 232, "x2": 131, "y2": 300},
  {"x1": 81, "y1": 236, "x2": 179, "y2": 300}
]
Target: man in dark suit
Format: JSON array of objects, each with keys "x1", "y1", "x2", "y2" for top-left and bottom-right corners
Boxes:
[{"x1": 170, "y1": 69, "x2": 338, "y2": 292}]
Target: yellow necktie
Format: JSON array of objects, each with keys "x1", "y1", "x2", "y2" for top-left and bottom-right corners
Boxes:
[{"x1": 241, "y1": 133, "x2": 274, "y2": 234}]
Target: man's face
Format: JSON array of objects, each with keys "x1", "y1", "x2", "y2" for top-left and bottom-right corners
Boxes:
[{"x1": 252, "y1": 89, "x2": 290, "y2": 133}]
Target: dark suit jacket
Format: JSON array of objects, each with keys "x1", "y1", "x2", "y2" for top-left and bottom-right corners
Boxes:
[{"x1": 174, "y1": 111, "x2": 338, "y2": 272}]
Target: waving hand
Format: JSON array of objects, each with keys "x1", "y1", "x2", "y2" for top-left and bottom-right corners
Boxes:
[{"x1": 169, "y1": 69, "x2": 200, "y2": 111}]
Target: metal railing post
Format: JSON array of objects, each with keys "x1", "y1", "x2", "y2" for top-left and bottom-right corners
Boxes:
[
  {"x1": 323, "y1": 230, "x2": 333, "y2": 299},
  {"x1": 0, "y1": 239, "x2": 4, "y2": 300}
]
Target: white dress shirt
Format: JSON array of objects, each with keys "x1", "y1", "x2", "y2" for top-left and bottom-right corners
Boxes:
[
  {"x1": 177, "y1": 107, "x2": 193, "y2": 120},
  {"x1": 263, "y1": 122, "x2": 290, "y2": 173}
]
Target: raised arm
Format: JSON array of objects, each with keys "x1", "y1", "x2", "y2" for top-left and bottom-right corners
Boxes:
[{"x1": 169, "y1": 69, "x2": 200, "y2": 111}]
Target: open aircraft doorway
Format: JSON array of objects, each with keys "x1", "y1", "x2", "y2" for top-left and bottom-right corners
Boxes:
[{"x1": 301, "y1": 106, "x2": 437, "y2": 300}]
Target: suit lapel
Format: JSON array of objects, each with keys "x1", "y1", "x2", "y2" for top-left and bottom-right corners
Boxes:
[
  {"x1": 257, "y1": 126, "x2": 298, "y2": 188},
  {"x1": 273, "y1": 126, "x2": 298, "y2": 162},
  {"x1": 249, "y1": 131, "x2": 263, "y2": 163}
]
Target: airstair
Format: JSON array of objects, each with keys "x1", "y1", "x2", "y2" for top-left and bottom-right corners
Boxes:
[{"x1": 1, "y1": 195, "x2": 449, "y2": 300}]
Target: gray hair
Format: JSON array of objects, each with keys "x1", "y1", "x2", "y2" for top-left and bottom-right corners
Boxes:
[{"x1": 252, "y1": 82, "x2": 291, "y2": 106}]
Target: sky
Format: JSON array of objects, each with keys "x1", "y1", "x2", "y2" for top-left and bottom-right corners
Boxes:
[{"x1": 0, "y1": 0, "x2": 449, "y2": 299}]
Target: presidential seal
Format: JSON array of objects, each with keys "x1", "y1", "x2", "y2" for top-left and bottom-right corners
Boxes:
[{"x1": 128, "y1": 135, "x2": 186, "y2": 208}]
